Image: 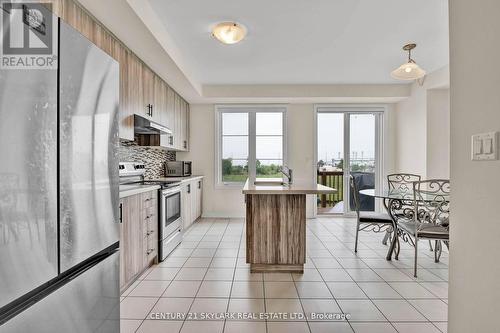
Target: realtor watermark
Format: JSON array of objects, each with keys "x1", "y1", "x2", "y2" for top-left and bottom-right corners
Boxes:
[
  {"x1": 0, "y1": 1, "x2": 57, "y2": 69},
  {"x1": 149, "y1": 312, "x2": 351, "y2": 321}
]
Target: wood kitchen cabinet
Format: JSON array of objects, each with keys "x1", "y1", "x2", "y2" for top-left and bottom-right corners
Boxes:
[
  {"x1": 119, "y1": 189, "x2": 158, "y2": 291},
  {"x1": 43, "y1": 0, "x2": 191, "y2": 148},
  {"x1": 158, "y1": 79, "x2": 175, "y2": 149},
  {"x1": 142, "y1": 65, "x2": 157, "y2": 121},
  {"x1": 126, "y1": 53, "x2": 144, "y2": 125},
  {"x1": 181, "y1": 178, "x2": 203, "y2": 230},
  {"x1": 180, "y1": 99, "x2": 190, "y2": 151},
  {"x1": 115, "y1": 47, "x2": 135, "y2": 140}
]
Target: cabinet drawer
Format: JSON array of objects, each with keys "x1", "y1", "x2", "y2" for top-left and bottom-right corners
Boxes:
[{"x1": 142, "y1": 197, "x2": 156, "y2": 209}]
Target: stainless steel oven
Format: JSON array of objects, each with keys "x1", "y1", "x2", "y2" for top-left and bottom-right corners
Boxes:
[{"x1": 159, "y1": 186, "x2": 183, "y2": 261}]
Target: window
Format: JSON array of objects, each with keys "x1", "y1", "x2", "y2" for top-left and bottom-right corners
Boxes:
[{"x1": 216, "y1": 106, "x2": 287, "y2": 186}]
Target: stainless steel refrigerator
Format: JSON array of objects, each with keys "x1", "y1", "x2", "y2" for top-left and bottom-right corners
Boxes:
[{"x1": 0, "y1": 7, "x2": 120, "y2": 333}]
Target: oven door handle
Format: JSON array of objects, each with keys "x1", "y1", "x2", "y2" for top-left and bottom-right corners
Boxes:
[{"x1": 162, "y1": 188, "x2": 181, "y2": 196}]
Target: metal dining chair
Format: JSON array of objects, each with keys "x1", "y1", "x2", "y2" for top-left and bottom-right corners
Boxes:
[
  {"x1": 397, "y1": 179, "x2": 450, "y2": 277},
  {"x1": 350, "y1": 175, "x2": 393, "y2": 253},
  {"x1": 387, "y1": 173, "x2": 422, "y2": 191},
  {"x1": 383, "y1": 173, "x2": 422, "y2": 245}
]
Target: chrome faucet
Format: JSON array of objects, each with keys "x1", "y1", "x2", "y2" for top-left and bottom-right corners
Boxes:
[{"x1": 279, "y1": 166, "x2": 293, "y2": 185}]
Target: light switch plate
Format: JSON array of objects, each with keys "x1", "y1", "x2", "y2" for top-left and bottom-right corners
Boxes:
[{"x1": 471, "y1": 132, "x2": 498, "y2": 161}]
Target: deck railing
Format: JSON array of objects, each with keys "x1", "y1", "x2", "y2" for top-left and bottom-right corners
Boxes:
[{"x1": 317, "y1": 170, "x2": 344, "y2": 207}]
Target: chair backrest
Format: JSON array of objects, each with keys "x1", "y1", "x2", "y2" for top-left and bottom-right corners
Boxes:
[
  {"x1": 413, "y1": 179, "x2": 450, "y2": 228},
  {"x1": 349, "y1": 175, "x2": 360, "y2": 216},
  {"x1": 387, "y1": 173, "x2": 421, "y2": 191}
]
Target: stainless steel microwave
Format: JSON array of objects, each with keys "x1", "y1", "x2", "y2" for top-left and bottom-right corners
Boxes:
[{"x1": 165, "y1": 161, "x2": 192, "y2": 177}]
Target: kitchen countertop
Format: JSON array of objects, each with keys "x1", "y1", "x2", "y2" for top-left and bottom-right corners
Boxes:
[
  {"x1": 119, "y1": 184, "x2": 160, "y2": 198},
  {"x1": 119, "y1": 176, "x2": 204, "y2": 198},
  {"x1": 155, "y1": 175, "x2": 204, "y2": 183},
  {"x1": 242, "y1": 178, "x2": 337, "y2": 195}
]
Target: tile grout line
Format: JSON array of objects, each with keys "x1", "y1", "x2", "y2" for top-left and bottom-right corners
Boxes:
[
  {"x1": 222, "y1": 218, "x2": 244, "y2": 333},
  {"x1": 307, "y1": 222, "x2": 359, "y2": 333},
  {"x1": 314, "y1": 218, "x2": 448, "y2": 331},
  {"x1": 311, "y1": 220, "x2": 405, "y2": 332},
  {"x1": 123, "y1": 216, "x2": 447, "y2": 333},
  {"x1": 169, "y1": 218, "x2": 215, "y2": 333}
]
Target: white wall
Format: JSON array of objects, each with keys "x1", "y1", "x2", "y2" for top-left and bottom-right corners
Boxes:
[
  {"x1": 426, "y1": 88, "x2": 450, "y2": 179},
  {"x1": 178, "y1": 104, "x2": 318, "y2": 218},
  {"x1": 448, "y1": 1, "x2": 500, "y2": 332},
  {"x1": 179, "y1": 103, "x2": 396, "y2": 218},
  {"x1": 177, "y1": 104, "x2": 245, "y2": 218},
  {"x1": 394, "y1": 66, "x2": 450, "y2": 178}
]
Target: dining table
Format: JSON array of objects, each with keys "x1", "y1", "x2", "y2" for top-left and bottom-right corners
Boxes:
[{"x1": 359, "y1": 188, "x2": 450, "y2": 261}]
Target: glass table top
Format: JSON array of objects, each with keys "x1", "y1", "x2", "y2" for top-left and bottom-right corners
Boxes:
[{"x1": 359, "y1": 188, "x2": 450, "y2": 201}]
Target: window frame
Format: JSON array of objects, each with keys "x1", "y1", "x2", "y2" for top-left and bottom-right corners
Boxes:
[{"x1": 215, "y1": 105, "x2": 288, "y2": 188}]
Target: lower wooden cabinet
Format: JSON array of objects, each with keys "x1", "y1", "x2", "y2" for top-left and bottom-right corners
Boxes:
[
  {"x1": 119, "y1": 189, "x2": 158, "y2": 291},
  {"x1": 181, "y1": 178, "x2": 203, "y2": 230}
]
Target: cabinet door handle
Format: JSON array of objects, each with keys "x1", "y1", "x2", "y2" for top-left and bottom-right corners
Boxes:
[
  {"x1": 198, "y1": 181, "x2": 201, "y2": 189},
  {"x1": 169, "y1": 136, "x2": 173, "y2": 146},
  {"x1": 187, "y1": 184, "x2": 191, "y2": 194},
  {"x1": 183, "y1": 140, "x2": 187, "y2": 149}
]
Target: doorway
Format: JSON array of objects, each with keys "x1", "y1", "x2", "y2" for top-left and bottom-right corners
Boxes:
[{"x1": 315, "y1": 106, "x2": 384, "y2": 215}]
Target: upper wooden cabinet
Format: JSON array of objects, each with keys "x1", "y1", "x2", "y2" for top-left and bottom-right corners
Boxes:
[
  {"x1": 141, "y1": 65, "x2": 157, "y2": 122},
  {"x1": 114, "y1": 45, "x2": 134, "y2": 140},
  {"x1": 44, "y1": 0, "x2": 190, "y2": 149},
  {"x1": 181, "y1": 99, "x2": 190, "y2": 151}
]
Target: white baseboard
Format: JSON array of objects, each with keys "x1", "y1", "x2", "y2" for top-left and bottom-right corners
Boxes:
[{"x1": 202, "y1": 212, "x2": 245, "y2": 219}]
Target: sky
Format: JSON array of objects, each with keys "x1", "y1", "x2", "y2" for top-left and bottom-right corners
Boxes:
[
  {"x1": 221, "y1": 112, "x2": 375, "y2": 166},
  {"x1": 222, "y1": 112, "x2": 283, "y2": 166},
  {"x1": 317, "y1": 113, "x2": 375, "y2": 164}
]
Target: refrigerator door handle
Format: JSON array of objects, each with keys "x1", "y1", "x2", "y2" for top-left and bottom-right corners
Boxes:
[{"x1": 119, "y1": 203, "x2": 123, "y2": 224}]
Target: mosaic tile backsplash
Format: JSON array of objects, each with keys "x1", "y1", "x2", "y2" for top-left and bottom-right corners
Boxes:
[{"x1": 119, "y1": 139, "x2": 176, "y2": 179}]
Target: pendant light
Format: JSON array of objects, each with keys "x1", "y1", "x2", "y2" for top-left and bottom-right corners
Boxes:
[
  {"x1": 212, "y1": 22, "x2": 246, "y2": 45},
  {"x1": 391, "y1": 43, "x2": 426, "y2": 81}
]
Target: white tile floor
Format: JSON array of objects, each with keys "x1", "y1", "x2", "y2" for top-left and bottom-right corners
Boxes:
[{"x1": 120, "y1": 217, "x2": 448, "y2": 333}]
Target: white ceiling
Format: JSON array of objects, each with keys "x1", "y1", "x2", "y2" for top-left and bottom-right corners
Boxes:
[{"x1": 145, "y1": 0, "x2": 449, "y2": 86}]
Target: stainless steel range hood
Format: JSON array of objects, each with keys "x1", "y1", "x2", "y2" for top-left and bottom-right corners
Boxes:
[{"x1": 134, "y1": 114, "x2": 172, "y2": 135}]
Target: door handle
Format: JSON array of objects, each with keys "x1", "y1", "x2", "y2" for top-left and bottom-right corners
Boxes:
[{"x1": 119, "y1": 203, "x2": 123, "y2": 223}]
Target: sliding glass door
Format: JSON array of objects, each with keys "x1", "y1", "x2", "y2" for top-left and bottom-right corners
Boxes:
[{"x1": 316, "y1": 108, "x2": 383, "y2": 215}]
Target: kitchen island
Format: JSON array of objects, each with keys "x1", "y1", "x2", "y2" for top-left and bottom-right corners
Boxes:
[{"x1": 242, "y1": 178, "x2": 337, "y2": 273}]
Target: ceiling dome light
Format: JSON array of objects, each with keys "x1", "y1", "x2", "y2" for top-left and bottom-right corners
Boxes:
[
  {"x1": 212, "y1": 22, "x2": 246, "y2": 44},
  {"x1": 391, "y1": 43, "x2": 426, "y2": 81}
]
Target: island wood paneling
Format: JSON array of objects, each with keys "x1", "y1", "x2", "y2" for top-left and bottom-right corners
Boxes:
[{"x1": 246, "y1": 194, "x2": 306, "y2": 273}]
